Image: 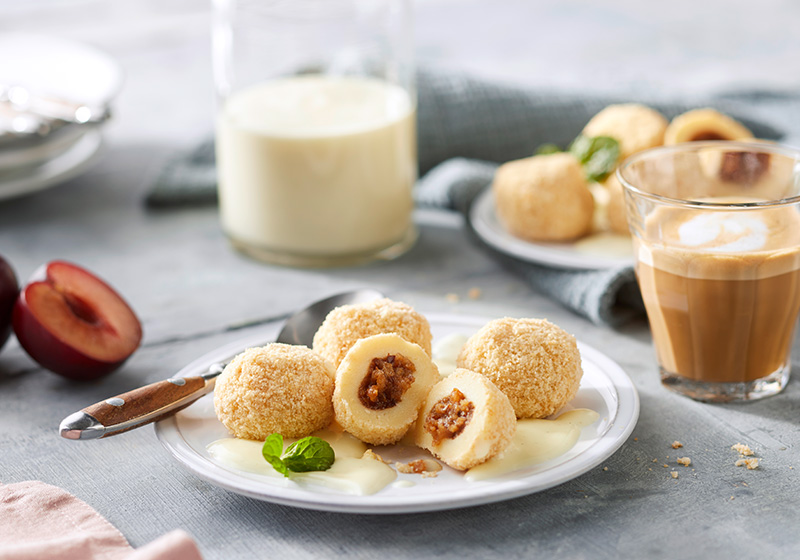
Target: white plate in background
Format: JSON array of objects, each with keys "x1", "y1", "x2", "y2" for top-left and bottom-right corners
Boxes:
[
  {"x1": 469, "y1": 188, "x2": 634, "y2": 270},
  {"x1": 0, "y1": 131, "x2": 103, "y2": 201},
  {"x1": 0, "y1": 34, "x2": 120, "y2": 195},
  {"x1": 0, "y1": 33, "x2": 123, "y2": 106}
]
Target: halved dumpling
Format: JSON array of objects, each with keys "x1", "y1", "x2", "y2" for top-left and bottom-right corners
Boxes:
[
  {"x1": 333, "y1": 333, "x2": 439, "y2": 446},
  {"x1": 664, "y1": 108, "x2": 753, "y2": 144},
  {"x1": 415, "y1": 368, "x2": 516, "y2": 471}
]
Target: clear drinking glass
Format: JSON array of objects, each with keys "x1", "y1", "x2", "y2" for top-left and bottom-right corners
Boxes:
[
  {"x1": 212, "y1": 0, "x2": 416, "y2": 267},
  {"x1": 618, "y1": 141, "x2": 800, "y2": 402}
]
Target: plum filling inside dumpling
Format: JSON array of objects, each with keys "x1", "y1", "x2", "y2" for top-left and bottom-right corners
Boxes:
[
  {"x1": 424, "y1": 388, "x2": 475, "y2": 445},
  {"x1": 415, "y1": 369, "x2": 516, "y2": 471},
  {"x1": 333, "y1": 333, "x2": 438, "y2": 446},
  {"x1": 359, "y1": 354, "x2": 416, "y2": 410}
]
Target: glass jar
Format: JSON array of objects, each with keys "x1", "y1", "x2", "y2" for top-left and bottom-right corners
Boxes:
[{"x1": 212, "y1": 0, "x2": 416, "y2": 267}]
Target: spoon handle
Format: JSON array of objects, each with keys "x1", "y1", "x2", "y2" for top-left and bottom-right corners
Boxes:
[{"x1": 59, "y1": 366, "x2": 224, "y2": 440}]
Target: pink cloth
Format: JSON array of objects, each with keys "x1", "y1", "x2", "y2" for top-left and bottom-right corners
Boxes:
[{"x1": 0, "y1": 482, "x2": 202, "y2": 560}]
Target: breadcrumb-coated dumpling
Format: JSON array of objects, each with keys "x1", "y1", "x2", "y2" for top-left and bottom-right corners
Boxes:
[
  {"x1": 415, "y1": 368, "x2": 516, "y2": 471},
  {"x1": 493, "y1": 152, "x2": 594, "y2": 242},
  {"x1": 457, "y1": 318, "x2": 583, "y2": 419},
  {"x1": 214, "y1": 343, "x2": 334, "y2": 439},
  {"x1": 312, "y1": 298, "x2": 432, "y2": 369},
  {"x1": 583, "y1": 103, "x2": 668, "y2": 159},
  {"x1": 334, "y1": 333, "x2": 438, "y2": 446}
]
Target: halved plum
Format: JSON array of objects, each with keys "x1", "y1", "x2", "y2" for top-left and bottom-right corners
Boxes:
[{"x1": 13, "y1": 261, "x2": 142, "y2": 380}]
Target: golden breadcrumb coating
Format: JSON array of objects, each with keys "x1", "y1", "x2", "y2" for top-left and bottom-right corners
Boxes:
[
  {"x1": 583, "y1": 103, "x2": 668, "y2": 159},
  {"x1": 493, "y1": 152, "x2": 594, "y2": 242},
  {"x1": 457, "y1": 318, "x2": 583, "y2": 419},
  {"x1": 415, "y1": 368, "x2": 516, "y2": 471},
  {"x1": 312, "y1": 298, "x2": 432, "y2": 369},
  {"x1": 214, "y1": 343, "x2": 334, "y2": 440}
]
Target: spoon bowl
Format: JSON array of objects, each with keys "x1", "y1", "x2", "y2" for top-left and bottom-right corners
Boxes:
[
  {"x1": 276, "y1": 288, "x2": 384, "y2": 346},
  {"x1": 59, "y1": 289, "x2": 385, "y2": 440}
]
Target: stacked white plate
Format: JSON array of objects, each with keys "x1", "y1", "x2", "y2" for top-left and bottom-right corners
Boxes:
[{"x1": 0, "y1": 34, "x2": 123, "y2": 202}]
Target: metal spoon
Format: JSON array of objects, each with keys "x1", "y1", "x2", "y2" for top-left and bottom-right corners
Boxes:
[{"x1": 59, "y1": 289, "x2": 384, "y2": 440}]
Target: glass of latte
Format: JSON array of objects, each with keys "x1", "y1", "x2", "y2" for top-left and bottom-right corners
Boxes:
[
  {"x1": 618, "y1": 142, "x2": 800, "y2": 402},
  {"x1": 212, "y1": 0, "x2": 416, "y2": 267}
]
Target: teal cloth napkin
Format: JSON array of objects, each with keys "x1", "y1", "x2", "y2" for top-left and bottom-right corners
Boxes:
[{"x1": 146, "y1": 69, "x2": 792, "y2": 326}]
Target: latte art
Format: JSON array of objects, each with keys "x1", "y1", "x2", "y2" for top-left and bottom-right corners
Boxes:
[{"x1": 677, "y1": 213, "x2": 768, "y2": 253}]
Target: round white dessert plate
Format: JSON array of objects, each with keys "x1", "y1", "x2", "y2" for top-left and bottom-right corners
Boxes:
[
  {"x1": 469, "y1": 188, "x2": 634, "y2": 270},
  {"x1": 156, "y1": 313, "x2": 639, "y2": 514},
  {"x1": 0, "y1": 130, "x2": 103, "y2": 202}
]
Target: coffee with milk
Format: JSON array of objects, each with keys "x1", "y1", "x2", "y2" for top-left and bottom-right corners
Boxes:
[{"x1": 620, "y1": 142, "x2": 800, "y2": 401}]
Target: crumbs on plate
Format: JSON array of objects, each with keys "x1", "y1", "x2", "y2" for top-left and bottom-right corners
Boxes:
[{"x1": 395, "y1": 459, "x2": 443, "y2": 478}]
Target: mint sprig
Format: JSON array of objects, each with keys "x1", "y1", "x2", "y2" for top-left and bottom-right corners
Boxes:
[
  {"x1": 534, "y1": 135, "x2": 621, "y2": 183},
  {"x1": 261, "y1": 433, "x2": 335, "y2": 478},
  {"x1": 568, "y1": 134, "x2": 620, "y2": 182},
  {"x1": 262, "y1": 433, "x2": 290, "y2": 476},
  {"x1": 535, "y1": 143, "x2": 562, "y2": 155}
]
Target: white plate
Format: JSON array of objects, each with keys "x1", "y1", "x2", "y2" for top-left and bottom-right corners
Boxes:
[
  {"x1": 0, "y1": 130, "x2": 103, "y2": 202},
  {"x1": 156, "y1": 313, "x2": 639, "y2": 514},
  {"x1": 470, "y1": 188, "x2": 634, "y2": 270},
  {"x1": 155, "y1": 314, "x2": 639, "y2": 514},
  {"x1": 0, "y1": 125, "x2": 88, "y2": 172},
  {"x1": 0, "y1": 33, "x2": 121, "y2": 186},
  {"x1": 0, "y1": 33, "x2": 123, "y2": 106}
]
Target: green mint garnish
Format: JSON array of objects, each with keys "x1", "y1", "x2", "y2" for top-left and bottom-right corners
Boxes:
[
  {"x1": 261, "y1": 433, "x2": 335, "y2": 478},
  {"x1": 568, "y1": 134, "x2": 620, "y2": 182},
  {"x1": 283, "y1": 437, "x2": 336, "y2": 473},
  {"x1": 262, "y1": 433, "x2": 290, "y2": 476},
  {"x1": 535, "y1": 143, "x2": 562, "y2": 155}
]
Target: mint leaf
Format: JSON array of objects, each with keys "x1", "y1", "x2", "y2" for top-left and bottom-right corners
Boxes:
[
  {"x1": 568, "y1": 135, "x2": 620, "y2": 182},
  {"x1": 283, "y1": 437, "x2": 335, "y2": 473},
  {"x1": 262, "y1": 433, "x2": 290, "y2": 477},
  {"x1": 535, "y1": 143, "x2": 562, "y2": 155},
  {"x1": 568, "y1": 134, "x2": 594, "y2": 163},
  {"x1": 261, "y1": 434, "x2": 335, "y2": 477}
]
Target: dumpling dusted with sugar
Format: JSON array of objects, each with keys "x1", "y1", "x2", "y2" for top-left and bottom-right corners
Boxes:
[
  {"x1": 333, "y1": 333, "x2": 438, "y2": 446},
  {"x1": 312, "y1": 297, "x2": 432, "y2": 369}
]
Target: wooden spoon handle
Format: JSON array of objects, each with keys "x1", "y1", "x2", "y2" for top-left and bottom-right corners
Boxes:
[{"x1": 60, "y1": 375, "x2": 215, "y2": 439}]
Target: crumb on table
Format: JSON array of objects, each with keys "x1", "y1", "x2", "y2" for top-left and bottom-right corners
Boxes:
[
  {"x1": 677, "y1": 457, "x2": 691, "y2": 467},
  {"x1": 731, "y1": 443, "x2": 754, "y2": 456},
  {"x1": 735, "y1": 458, "x2": 760, "y2": 470},
  {"x1": 671, "y1": 441, "x2": 683, "y2": 449}
]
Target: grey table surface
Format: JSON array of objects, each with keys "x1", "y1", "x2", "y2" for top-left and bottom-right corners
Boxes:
[{"x1": 2, "y1": 1, "x2": 800, "y2": 558}]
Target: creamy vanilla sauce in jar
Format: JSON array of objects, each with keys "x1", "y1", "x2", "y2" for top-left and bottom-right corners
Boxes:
[{"x1": 216, "y1": 76, "x2": 417, "y2": 260}]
